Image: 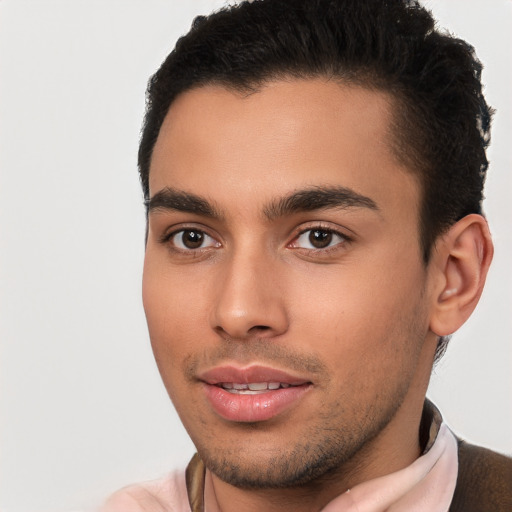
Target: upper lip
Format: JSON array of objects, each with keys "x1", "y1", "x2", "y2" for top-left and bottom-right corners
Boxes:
[{"x1": 198, "y1": 365, "x2": 310, "y2": 386}]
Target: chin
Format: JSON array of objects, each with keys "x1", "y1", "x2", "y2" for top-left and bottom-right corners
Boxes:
[{"x1": 191, "y1": 411, "x2": 389, "y2": 490}]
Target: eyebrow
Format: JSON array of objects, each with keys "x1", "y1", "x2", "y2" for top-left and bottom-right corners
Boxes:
[
  {"x1": 146, "y1": 187, "x2": 223, "y2": 219},
  {"x1": 146, "y1": 185, "x2": 379, "y2": 220},
  {"x1": 263, "y1": 186, "x2": 379, "y2": 220}
]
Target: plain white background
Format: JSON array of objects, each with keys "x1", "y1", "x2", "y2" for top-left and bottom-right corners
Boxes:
[{"x1": 0, "y1": 1, "x2": 510, "y2": 511}]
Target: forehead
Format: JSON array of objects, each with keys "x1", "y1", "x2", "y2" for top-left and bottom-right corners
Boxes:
[{"x1": 149, "y1": 79, "x2": 418, "y2": 219}]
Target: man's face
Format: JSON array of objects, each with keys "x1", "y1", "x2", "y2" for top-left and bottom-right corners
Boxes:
[{"x1": 143, "y1": 79, "x2": 438, "y2": 488}]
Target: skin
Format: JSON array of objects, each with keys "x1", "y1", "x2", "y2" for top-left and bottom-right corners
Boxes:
[{"x1": 142, "y1": 79, "x2": 492, "y2": 512}]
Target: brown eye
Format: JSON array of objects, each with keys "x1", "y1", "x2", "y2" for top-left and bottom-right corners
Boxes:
[
  {"x1": 309, "y1": 230, "x2": 333, "y2": 248},
  {"x1": 170, "y1": 229, "x2": 219, "y2": 250},
  {"x1": 292, "y1": 228, "x2": 347, "y2": 250},
  {"x1": 182, "y1": 230, "x2": 204, "y2": 248}
]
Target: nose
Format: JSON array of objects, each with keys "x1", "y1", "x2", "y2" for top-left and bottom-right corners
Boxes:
[{"x1": 210, "y1": 249, "x2": 289, "y2": 340}]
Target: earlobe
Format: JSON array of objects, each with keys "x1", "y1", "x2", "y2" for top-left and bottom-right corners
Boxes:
[{"x1": 429, "y1": 214, "x2": 493, "y2": 336}]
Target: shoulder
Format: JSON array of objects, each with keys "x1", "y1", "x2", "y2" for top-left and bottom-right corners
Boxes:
[
  {"x1": 450, "y1": 439, "x2": 512, "y2": 512},
  {"x1": 100, "y1": 471, "x2": 191, "y2": 512}
]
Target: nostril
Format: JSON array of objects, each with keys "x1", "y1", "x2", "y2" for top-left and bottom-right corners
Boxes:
[
  {"x1": 213, "y1": 323, "x2": 275, "y2": 341},
  {"x1": 249, "y1": 325, "x2": 271, "y2": 332}
]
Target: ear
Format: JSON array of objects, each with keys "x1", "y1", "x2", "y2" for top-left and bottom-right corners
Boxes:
[{"x1": 429, "y1": 214, "x2": 493, "y2": 336}]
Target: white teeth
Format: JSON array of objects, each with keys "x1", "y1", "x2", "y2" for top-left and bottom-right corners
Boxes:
[
  {"x1": 248, "y1": 382, "x2": 268, "y2": 391},
  {"x1": 220, "y1": 382, "x2": 294, "y2": 392}
]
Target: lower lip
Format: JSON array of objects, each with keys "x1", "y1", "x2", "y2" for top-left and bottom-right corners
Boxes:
[{"x1": 203, "y1": 384, "x2": 311, "y2": 422}]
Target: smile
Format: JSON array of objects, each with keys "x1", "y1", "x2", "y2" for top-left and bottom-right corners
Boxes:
[{"x1": 197, "y1": 365, "x2": 313, "y2": 421}]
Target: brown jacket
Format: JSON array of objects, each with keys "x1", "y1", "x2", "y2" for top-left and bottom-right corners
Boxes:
[{"x1": 449, "y1": 439, "x2": 512, "y2": 512}]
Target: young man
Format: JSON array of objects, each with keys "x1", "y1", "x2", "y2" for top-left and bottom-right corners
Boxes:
[{"x1": 104, "y1": 0, "x2": 512, "y2": 510}]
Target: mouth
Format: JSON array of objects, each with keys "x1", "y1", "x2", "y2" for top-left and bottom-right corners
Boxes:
[{"x1": 198, "y1": 365, "x2": 312, "y2": 422}]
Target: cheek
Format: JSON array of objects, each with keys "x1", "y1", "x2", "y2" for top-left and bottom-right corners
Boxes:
[
  {"x1": 287, "y1": 254, "x2": 428, "y2": 370},
  {"x1": 142, "y1": 254, "x2": 204, "y2": 375}
]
